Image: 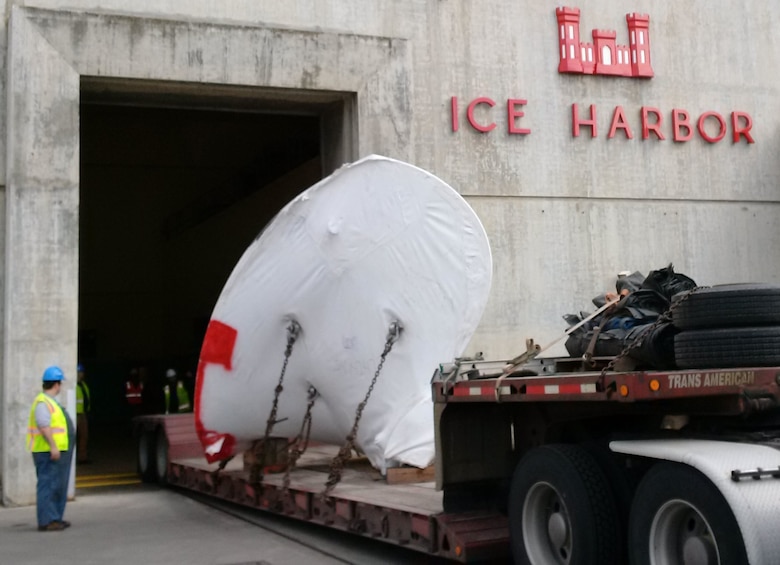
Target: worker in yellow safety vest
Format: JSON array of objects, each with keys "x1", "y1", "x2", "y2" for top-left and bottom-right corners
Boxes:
[
  {"x1": 163, "y1": 368, "x2": 191, "y2": 413},
  {"x1": 75, "y1": 363, "x2": 91, "y2": 464},
  {"x1": 27, "y1": 365, "x2": 75, "y2": 532}
]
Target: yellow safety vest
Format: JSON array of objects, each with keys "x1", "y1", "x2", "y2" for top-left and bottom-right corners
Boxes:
[
  {"x1": 27, "y1": 393, "x2": 69, "y2": 452},
  {"x1": 164, "y1": 382, "x2": 192, "y2": 413},
  {"x1": 76, "y1": 382, "x2": 90, "y2": 415},
  {"x1": 177, "y1": 382, "x2": 191, "y2": 412}
]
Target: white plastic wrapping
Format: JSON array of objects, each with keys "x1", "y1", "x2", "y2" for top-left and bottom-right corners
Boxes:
[{"x1": 195, "y1": 155, "x2": 492, "y2": 471}]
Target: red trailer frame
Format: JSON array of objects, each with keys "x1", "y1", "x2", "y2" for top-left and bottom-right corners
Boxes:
[
  {"x1": 135, "y1": 362, "x2": 780, "y2": 562},
  {"x1": 135, "y1": 412, "x2": 511, "y2": 562}
]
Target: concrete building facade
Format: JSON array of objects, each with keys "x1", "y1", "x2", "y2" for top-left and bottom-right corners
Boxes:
[{"x1": 1, "y1": 1, "x2": 779, "y2": 505}]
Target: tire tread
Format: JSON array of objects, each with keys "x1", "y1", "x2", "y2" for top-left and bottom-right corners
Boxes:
[
  {"x1": 509, "y1": 444, "x2": 620, "y2": 565},
  {"x1": 673, "y1": 284, "x2": 780, "y2": 330}
]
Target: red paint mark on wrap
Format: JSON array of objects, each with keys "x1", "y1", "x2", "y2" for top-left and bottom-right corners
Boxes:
[
  {"x1": 195, "y1": 319, "x2": 239, "y2": 463},
  {"x1": 200, "y1": 319, "x2": 237, "y2": 369}
]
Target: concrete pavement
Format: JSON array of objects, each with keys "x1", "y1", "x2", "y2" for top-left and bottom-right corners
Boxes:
[
  {"x1": 0, "y1": 483, "x2": 451, "y2": 565},
  {"x1": 0, "y1": 485, "x2": 349, "y2": 565}
]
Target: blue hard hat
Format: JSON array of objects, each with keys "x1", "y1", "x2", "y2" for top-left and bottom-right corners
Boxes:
[
  {"x1": 42, "y1": 366, "x2": 65, "y2": 382},
  {"x1": 77, "y1": 363, "x2": 84, "y2": 372}
]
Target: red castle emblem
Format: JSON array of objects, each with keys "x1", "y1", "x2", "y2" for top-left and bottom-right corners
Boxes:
[{"x1": 556, "y1": 6, "x2": 653, "y2": 78}]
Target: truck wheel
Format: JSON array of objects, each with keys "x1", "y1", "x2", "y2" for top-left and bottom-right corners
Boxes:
[
  {"x1": 628, "y1": 462, "x2": 748, "y2": 565},
  {"x1": 508, "y1": 444, "x2": 619, "y2": 565},
  {"x1": 672, "y1": 283, "x2": 780, "y2": 330},
  {"x1": 674, "y1": 326, "x2": 780, "y2": 368},
  {"x1": 154, "y1": 427, "x2": 169, "y2": 485},
  {"x1": 581, "y1": 442, "x2": 638, "y2": 564},
  {"x1": 137, "y1": 430, "x2": 157, "y2": 483}
]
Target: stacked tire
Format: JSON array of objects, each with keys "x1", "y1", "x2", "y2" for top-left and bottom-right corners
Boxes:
[
  {"x1": 507, "y1": 285, "x2": 780, "y2": 565},
  {"x1": 672, "y1": 283, "x2": 780, "y2": 369}
]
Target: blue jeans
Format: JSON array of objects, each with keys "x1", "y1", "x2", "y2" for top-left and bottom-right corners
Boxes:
[{"x1": 32, "y1": 450, "x2": 72, "y2": 527}]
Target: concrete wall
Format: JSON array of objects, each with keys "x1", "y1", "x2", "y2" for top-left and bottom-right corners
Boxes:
[
  {"x1": 2, "y1": 1, "x2": 780, "y2": 503},
  {"x1": 0, "y1": 4, "x2": 410, "y2": 505}
]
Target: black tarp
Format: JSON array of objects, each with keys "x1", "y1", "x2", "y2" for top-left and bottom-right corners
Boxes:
[{"x1": 564, "y1": 264, "x2": 697, "y2": 369}]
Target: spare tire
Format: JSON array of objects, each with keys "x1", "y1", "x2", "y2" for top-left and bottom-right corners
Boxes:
[
  {"x1": 672, "y1": 283, "x2": 780, "y2": 330},
  {"x1": 675, "y1": 326, "x2": 780, "y2": 368}
]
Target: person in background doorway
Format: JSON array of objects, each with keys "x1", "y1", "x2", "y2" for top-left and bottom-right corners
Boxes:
[
  {"x1": 183, "y1": 369, "x2": 196, "y2": 411},
  {"x1": 27, "y1": 365, "x2": 75, "y2": 532},
  {"x1": 125, "y1": 367, "x2": 144, "y2": 418},
  {"x1": 163, "y1": 368, "x2": 191, "y2": 414},
  {"x1": 75, "y1": 364, "x2": 91, "y2": 464}
]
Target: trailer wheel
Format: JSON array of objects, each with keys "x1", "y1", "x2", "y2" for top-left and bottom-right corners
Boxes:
[
  {"x1": 674, "y1": 326, "x2": 780, "y2": 368},
  {"x1": 628, "y1": 462, "x2": 747, "y2": 565},
  {"x1": 672, "y1": 283, "x2": 780, "y2": 330},
  {"x1": 509, "y1": 444, "x2": 619, "y2": 565},
  {"x1": 137, "y1": 430, "x2": 157, "y2": 483},
  {"x1": 154, "y1": 427, "x2": 169, "y2": 485}
]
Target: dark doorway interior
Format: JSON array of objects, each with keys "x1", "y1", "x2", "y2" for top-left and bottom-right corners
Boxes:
[{"x1": 78, "y1": 89, "x2": 336, "y2": 444}]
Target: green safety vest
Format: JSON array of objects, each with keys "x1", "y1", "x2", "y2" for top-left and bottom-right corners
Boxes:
[
  {"x1": 27, "y1": 392, "x2": 69, "y2": 452},
  {"x1": 76, "y1": 381, "x2": 90, "y2": 415},
  {"x1": 177, "y1": 382, "x2": 191, "y2": 412},
  {"x1": 164, "y1": 381, "x2": 191, "y2": 413}
]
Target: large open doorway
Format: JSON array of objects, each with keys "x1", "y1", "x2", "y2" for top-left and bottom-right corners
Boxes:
[
  {"x1": 3, "y1": 9, "x2": 407, "y2": 503},
  {"x1": 78, "y1": 79, "x2": 355, "y2": 475}
]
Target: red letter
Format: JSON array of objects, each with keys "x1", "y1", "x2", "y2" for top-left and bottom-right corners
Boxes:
[
  {"x1": 451, "y1": 97, "x2": 459, "y2": 132},
  {"x1": 466, "y1": 97, "x2": 497, "y2": 133},
  {"x1": 608, "y1": 106, "x2": 633, "y2": 139},
  {"x1": 731, "y1": 111, "x2": 755, "y2": 144},
  {"x1": 641, "y1": 107, "x2": 665, "y2": 140},
  {"x1": 697, "y1": 112, "x2": 726, "y2": 143},
  {"x1": 507, "y1": 99, "x2": 531, "y2": 135},
  {"x1": 572, "y1": 103, "x2": 597, "y2": 138},
  {"x1": 672, "y1": 109, "x2": 693, "y2": 142}
]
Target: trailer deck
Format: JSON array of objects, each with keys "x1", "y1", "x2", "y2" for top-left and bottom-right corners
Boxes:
[{"x1": 137, "y1": 413, "x2": 510, "y2": 562}]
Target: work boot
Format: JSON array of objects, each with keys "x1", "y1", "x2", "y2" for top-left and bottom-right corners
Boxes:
[{"x1": 37, "y1": 522, "x2": 66, "y2": 532}]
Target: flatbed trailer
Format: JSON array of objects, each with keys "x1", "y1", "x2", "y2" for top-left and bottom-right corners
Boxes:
[
  {"x1": 133, "y1": 412, "x2": 510, "y2": 563},
  {"x1": 135, "y1": 358, "x2": 780, "y2": 564}
]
